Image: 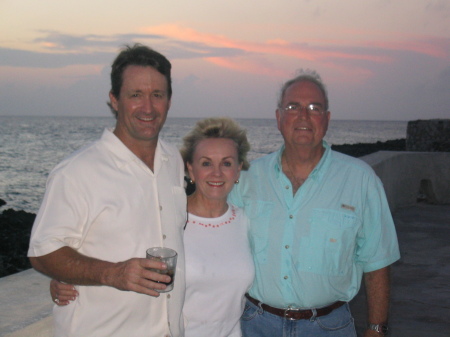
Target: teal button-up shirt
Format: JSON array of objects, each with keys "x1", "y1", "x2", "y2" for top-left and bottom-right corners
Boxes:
[{"x1": 228, "y1": 142, "x2": 400, "y2": 309}]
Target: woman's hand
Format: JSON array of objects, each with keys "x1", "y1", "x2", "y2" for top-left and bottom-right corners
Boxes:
[{"x1": 50, "y1": 279, "x2": 78, "y2": 306}]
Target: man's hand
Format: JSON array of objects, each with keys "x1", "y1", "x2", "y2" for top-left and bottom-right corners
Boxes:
[
  {"x1": 103, "y1": 257, "x2": 171, "y2": 296},
  {"x1": 31, "y1": 247, "x2": 172, "y2": 297}
]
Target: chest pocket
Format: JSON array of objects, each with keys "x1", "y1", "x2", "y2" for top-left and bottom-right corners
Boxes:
[
  {"x1": 304, "y1": 209, "x2": 360, "y2": 276},
  {"x1": 243, "y1": 199, "x2": 273, "y2": 264}
]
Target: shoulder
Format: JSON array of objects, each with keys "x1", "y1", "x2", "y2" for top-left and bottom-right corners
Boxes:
[
  {"x1": 251, "y1": 150, "x2": 278, "y2": 167},
  {"x1": 51, "y1": 140, "x2": 101, "y2": 175},
  {"x1": 242, "y1": 150, "x2": 278, "y2": 178}
]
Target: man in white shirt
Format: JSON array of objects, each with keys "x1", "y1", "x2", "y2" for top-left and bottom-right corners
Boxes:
[{"x1": 28, "y1": 44, "x2": 187, "y2": 337}]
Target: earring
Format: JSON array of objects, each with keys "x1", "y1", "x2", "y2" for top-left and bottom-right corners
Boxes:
[
  {"x1": 235, "y1": 180, "x2": 239, "y2": 184},
  {"x1": 189, "y1": 179, "x2": 195, "y2": 184}
]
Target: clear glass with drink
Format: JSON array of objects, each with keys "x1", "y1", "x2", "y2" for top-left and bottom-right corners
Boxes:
[{"x1": 146, "y1": 247, "x2": 177, "y2": 292}]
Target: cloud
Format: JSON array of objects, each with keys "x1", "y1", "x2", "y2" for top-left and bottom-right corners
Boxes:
[
  {"x1": 0, "y1": 47, "x2": 114, "y2": 68},
  {"x1": 2, "y1": 27, "x2": 448, "y2": 77},
  {"x1": 143, "y1": 23, "x2": 449, "y2": 80},
  {"x1": 0, "y1": 31, "x2": 247, "y2": 69},
  {"x1": 369, "y1": 37, "x2": 449, "y2": 59},
  {"x1": 33, "y1": 31, "x2": 165, "y2": 51}
]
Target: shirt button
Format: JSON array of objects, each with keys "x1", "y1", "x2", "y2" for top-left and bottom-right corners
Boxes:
[
  {"x1": 163, "y1": 234, "x2": 167, "y2": 240},
  {"x1": 285, "y1": 245, "x2": 289, "y2": 249},
  {"x1": 160, "y1": 205, "x2": 163, "y2": 211},
  {"x1": 167, "y1": 294, "x2": 171, "y2": 299},
  {"x1": 285, "y1": 185, "x2": 290, "y2": 189},
  {"x1": 284, "y1": 275, "x2": 288, "y2": 280},
  {"x1": 289, "y1": 215, "x2": 293, "y2": 219}
]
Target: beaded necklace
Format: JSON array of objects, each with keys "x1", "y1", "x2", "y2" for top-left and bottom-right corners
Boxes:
[{"x1": 187, "y1": 205, "x2": 237, "y2": 229}]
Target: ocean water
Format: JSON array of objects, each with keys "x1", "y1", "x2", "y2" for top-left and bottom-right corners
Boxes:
[{"x1": 0, "y1": 116, "x2": 407, "y2": 213}]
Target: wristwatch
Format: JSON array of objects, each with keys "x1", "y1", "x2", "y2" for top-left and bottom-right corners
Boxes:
[{"x1": 368, "y1": 323, "x2": 389, "y2": 335}]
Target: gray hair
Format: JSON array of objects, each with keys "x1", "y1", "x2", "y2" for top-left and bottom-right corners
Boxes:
[{"x1": 277, "y1": 69, "x2": 329, "y2": 111}]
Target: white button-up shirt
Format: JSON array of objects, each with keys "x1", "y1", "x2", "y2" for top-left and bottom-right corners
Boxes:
[{"x1": 29, "y1": 129, "x2": 187, "y2": 336}]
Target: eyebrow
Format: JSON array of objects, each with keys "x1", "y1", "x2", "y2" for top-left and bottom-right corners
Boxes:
[
  {"x1": 199, "y1": 156, "x2": 236, "y2": 160},
  {"x1": 287, "y1": 101, "x2": 323, "y2": 106}
]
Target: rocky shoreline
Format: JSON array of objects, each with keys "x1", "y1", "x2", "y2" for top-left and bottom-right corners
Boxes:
[
  {"x1": 0, "y1": 200, "x2": 35, "y2": 277},
  {"x1": 0, "y1": 139, "x2": 407, "y2": 278}
]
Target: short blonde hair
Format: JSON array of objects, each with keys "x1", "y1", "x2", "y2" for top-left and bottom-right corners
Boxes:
[{"x1": 180, "y1": 117, "x2": 250, "y2": 171}]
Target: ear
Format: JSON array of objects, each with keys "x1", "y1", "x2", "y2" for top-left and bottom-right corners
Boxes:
[
  {"x1": 276, "y1": 108, "x2": 282, "y2": 132},
  {"x1": 186, "y1": 162, "x2": 195, "y2": 182},
  {"x1": 109, "y1": 91, "x2": 119, "y2": 113},
  {"x1": 236, "y1": 161, "x2": 243, "y2": 180}
]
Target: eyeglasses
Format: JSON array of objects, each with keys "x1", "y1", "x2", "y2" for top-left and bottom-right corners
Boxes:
[{"x1": 281, "y1": 103, "x2": 325, "y2": 116}]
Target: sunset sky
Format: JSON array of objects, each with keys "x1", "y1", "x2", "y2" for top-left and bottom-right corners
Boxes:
[{"x1": 1, "y1": 0, "x2": 449, "y2": 120}]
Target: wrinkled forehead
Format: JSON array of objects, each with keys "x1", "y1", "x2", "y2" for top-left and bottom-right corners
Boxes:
[{"x1": 283, "y1": 80, "x2": 325, "y2": 103}]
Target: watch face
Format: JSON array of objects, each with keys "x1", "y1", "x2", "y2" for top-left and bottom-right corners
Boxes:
[{"x1": 369, "y1": 324, "x2": 389, "y2": 334}]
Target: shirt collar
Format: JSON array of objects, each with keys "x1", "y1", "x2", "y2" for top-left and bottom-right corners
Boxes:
[
  {"x1": 101, "y1": 128, "x2": 172, "y2": 171},
  {"x1": 273, "y1": 141, "x2": 332, "y2": 183}
]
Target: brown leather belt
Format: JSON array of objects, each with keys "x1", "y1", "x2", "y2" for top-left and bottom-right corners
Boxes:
[{"x1": 245, "y1": 294, "x2": 346, "y2": 320}]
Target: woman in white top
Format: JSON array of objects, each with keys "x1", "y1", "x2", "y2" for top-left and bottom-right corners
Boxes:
[{"x1": 50, "y1": 117, "x2": 255, "y2": 337}]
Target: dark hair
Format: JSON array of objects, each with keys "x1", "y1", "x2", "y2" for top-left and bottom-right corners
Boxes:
[
  {"x1": 278, "y1": 69, "x2": 329, "y2": 111},
  {"x1": 108, "y1": 43, "x2": 172, "y2": 117},
  {"x1": 180, "y1": 117, "x2": 251, "y2": 171}
]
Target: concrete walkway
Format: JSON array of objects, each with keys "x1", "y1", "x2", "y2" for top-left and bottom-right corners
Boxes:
[{"x1": 350, "y1": 203, "x2": 450, "y2": 337}]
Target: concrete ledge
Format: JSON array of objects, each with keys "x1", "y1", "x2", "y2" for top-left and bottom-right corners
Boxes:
[
  {"x1": 0, "y1": 269, "x2": 53, "y2": 337},
  {"x1": 361, "y1": 151, "x2": 450, "y2": 211}
]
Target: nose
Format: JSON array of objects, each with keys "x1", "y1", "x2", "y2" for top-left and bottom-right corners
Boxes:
[
  {"x1": 297, "y1": 106, "x2": 311, "y2": 118},
  {"x1": 142, "y1": 96, "x2": 155, "y2": 114},
  {"x1": 212, "y1": 165, "x2": 222, "y2": 176}
]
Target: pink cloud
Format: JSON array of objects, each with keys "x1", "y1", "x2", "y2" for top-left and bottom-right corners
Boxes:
[
  {"x1": 142, "y1": 24, "x2": 447, "y2": 82},
  {"x1": 368, "y1": 38, "x2": 448, "y2": 59},
  {"x1": 143, "y1": 24, "x2": 389, "y2": 63}
]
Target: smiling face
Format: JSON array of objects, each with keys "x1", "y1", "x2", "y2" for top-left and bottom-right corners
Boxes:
[
  {"x1": 187, "y1": 138, "x2": 243, "y2": 204},
  {"x1": 110, "y1": 65, "x2": 171, "y2": 152},
  {"x1": 276, "y1": 80, "x2": 330, "y2": 151}
]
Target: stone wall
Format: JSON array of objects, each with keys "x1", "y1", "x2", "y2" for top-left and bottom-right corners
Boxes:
[{"x1": 406, "y1": 119, "x2": 450, "y2": 152}]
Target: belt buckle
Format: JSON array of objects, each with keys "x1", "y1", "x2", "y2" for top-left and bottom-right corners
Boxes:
[{"x1": 284, "y1": 307, "x2": 301, "y2": 321}]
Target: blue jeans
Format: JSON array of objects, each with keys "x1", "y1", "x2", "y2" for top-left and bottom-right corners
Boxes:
[{"x1": 241, "y1": 298, "x2": 357, "y2": 337}]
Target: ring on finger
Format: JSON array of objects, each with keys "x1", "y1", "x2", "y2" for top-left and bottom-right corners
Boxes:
[{"x1": 54, "y1": 298, "x2": 60, "y2": 304}]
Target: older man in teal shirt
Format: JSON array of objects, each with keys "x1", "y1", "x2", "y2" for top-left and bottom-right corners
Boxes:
[{"x1": 229, "y1": 71, "x2": 400, "y2": 337}]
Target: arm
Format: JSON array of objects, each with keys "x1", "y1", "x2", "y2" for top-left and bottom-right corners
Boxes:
[
  {"x1": 363, "y1": 266, "x2": 390, "y2": 337},
  {"x1": 30, "y1": 246, "x2": 171, "y2": 297}
]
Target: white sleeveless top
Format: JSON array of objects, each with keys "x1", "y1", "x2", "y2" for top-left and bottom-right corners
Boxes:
[{"x1": 183, "y1": 203, "x2": 255, "y2": 337}]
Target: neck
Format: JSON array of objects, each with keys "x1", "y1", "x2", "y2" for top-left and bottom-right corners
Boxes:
[
  {"x1": 187, "y1": 193, "x2": 229, "y2": 218},
  {"x1": 113, "y1": 129, "x2": 158, "y2": 170},
  {"x1": 282, "y1": 144, "x2": 325, "y2": 194}
]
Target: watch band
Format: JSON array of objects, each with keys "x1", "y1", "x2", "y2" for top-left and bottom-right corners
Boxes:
[{"x1": 368, "y1": 323, "x2": 389, "y2": 335}]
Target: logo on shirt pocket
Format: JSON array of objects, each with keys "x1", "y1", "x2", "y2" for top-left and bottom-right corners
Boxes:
[{"x1": 305, "y1": 209, "x2": 360, "y2": 276}]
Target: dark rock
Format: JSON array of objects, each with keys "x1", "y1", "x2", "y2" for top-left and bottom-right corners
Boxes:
[
  {"x1": 331, "y1": 139, "x2": 406, "y2": 157},
  {"x1": 0, "y1": 202, "x2": 36, "y2": 277},
  {"x1": 406, "y1": 119, "x2": 450, "y2": 152}
]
